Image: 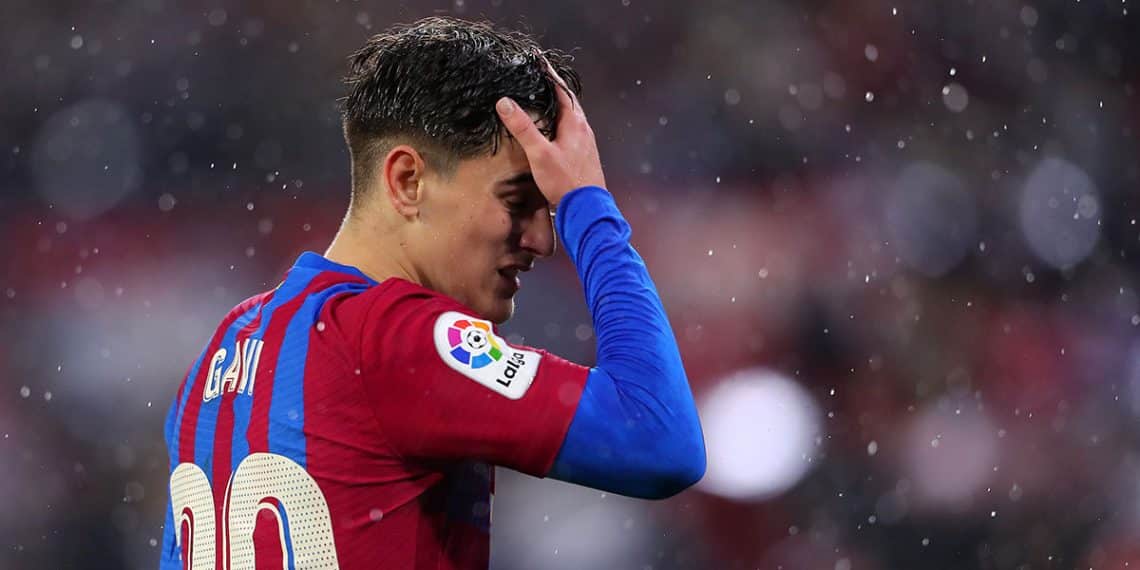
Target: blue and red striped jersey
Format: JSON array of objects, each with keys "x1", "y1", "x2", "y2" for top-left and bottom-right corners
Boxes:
[{"x1": 160, "y1": 252, "x2": 588, "y2": 569}]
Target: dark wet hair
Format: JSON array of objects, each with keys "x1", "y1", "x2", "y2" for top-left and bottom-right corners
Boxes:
[{"x1": 340, "y1": 16, "x2": 582, "y2": 202}]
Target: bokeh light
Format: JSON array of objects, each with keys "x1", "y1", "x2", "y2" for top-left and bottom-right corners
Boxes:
[
  {"x1": 29, "y1": 98, "x2": 141, "y2": 220},
  {"x1": 885, "y1": 161, "x2": 977, "y2": 277},
  {"x1": 903, "y1": 402, "x2": 998, "y2": 514},
  {"x1": 1019, "y1": 157, "x2": 1101, "y2": 270},
  {"x1": 698, "y1": 368, "x2": 821, "y2": 501}
]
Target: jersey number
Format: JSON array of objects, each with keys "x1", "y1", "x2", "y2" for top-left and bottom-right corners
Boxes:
[{"x1": 169, "y1": 453, "x2": 340, "y2": 569}]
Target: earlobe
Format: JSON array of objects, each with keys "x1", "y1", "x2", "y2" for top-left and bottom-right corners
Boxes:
[{"x1": 384, "y1": 145, "x2": 426, "y2": 218}]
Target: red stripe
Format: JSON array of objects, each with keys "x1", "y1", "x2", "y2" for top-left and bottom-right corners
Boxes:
[
  {"x1": 211, "y1": 291, "x2": 273, "y2": 570},
  {"x1": 254, "y1": 507, "x2": 286, "y2": 568},
  {"x1": 177, "y1": 294, "x2": 265, "y2": 466},
  {"x1": 246, "y1": 272, "x2": 357, "y2": 453},
  {"x1": 180, "y1": 507, "x2": 193, "y2": 570}
]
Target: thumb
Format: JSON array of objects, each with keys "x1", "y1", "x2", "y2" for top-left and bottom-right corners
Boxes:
[{"x1": 496, "y1": 97, "x2": 549, "y2": 153}]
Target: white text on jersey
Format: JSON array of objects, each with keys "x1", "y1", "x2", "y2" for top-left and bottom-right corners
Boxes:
[{"x1": 203, "y1": 338, "x2": 264, "y2": 402}]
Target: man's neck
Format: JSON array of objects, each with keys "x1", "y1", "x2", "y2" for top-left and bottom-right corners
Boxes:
[{"x1": 323, "y1": 215, "x2": 420, "y2": 286}]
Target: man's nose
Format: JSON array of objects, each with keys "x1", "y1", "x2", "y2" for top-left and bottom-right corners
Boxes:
[{"x1": 519, "y1": 207, "x2": 556, "y2": 258}]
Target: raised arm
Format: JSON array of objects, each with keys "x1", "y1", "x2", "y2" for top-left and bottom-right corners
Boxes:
[{"x1": 495, "y1": 67, "x2": 705, "y2": 499}]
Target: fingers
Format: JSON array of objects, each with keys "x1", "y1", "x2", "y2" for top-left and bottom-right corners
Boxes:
[
  {"x1": 496, "y1": 97, "x2": 549, "y2": 153},
  {"x1": 541, "y1": 58, "x2": 581, "y2": 135},
  {"x1": 543, "y1": 57, "x2": 577, "y2": 110}
]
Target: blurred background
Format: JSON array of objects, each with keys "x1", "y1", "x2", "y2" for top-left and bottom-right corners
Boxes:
[{"x1": 2, "y1": 0, "x2": 1140, "y2": 568}]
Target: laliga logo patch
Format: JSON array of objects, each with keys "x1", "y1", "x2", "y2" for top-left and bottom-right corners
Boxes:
[
  {"x1": 446, "y1": 319, "x2": 503, "y2": 369},
  {"x1": 433, "y1": 311, "x2": 540, "y2": 400}
]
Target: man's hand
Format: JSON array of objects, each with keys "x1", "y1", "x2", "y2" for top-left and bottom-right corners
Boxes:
[{"x1": 495, "y1": 63, "x2": 606, "y2": 207}]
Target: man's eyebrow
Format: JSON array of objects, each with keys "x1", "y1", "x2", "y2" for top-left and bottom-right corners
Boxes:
[{"x1": 497, "y1": 172, "x2": 536, "y2": 187}]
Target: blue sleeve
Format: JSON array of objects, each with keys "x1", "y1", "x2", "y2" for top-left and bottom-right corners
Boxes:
[{"x1": 547, "y1": 186, "x2": 706, "y2": 499}]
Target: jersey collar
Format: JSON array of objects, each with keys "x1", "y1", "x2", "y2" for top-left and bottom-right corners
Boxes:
[{"x1": 292, "y1": 251, "x2": 380, "y2": 286}]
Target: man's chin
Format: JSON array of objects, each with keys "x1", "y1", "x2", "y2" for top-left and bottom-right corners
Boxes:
[{"x1": 485, "y1": 298, "x2": 516, "y2": 325}]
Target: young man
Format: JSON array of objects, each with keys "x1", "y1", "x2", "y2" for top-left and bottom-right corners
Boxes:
[{"x1": 160, "y1": 16, "x2": 704, "y2": 569}]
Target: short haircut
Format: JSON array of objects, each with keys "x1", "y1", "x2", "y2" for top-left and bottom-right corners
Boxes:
[{"x1": 340, "y1": 16, "x2": 582, "y2": 203}]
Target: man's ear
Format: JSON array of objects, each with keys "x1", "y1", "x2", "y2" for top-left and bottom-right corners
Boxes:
[{"x1": 382, "y1": 145, "x2": 426, "y2": 218}]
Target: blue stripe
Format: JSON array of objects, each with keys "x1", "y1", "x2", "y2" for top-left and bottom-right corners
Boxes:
[
  {"x1": 166, "y1": 348, "x2": 207, "y2": 468},
  {"x1": 280, "y1": 503, "x2": 297, "y2": 570},
  {"x1": 294, "y1": 251, "x2": 378, "y2": 286},
  {"x1": 192, "y1": 305, "x2": 262, "y2": 485},
  {"x1": 229, "y1": 273, "x2": 319, "y2": 477},
  {"x1": 267, "y1": 280, "x2": 371, "y2": 468}
]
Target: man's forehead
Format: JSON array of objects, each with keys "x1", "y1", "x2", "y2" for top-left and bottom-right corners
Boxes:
[{"x1": 485, "y1": 132, "x2": 533, "y2": 173}]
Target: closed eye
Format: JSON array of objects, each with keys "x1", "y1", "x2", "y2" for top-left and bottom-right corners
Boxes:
[
  {"x1": 501, "y1": 187, "x2": 547, "y2": 216},
  {"x1": 503, "y1": 200, "x2": 529, "y2": 217}
]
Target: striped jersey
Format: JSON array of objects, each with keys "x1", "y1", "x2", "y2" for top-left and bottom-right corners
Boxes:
[{"x1": 160, "y1": 252, "x2": 589, "y2": 569}]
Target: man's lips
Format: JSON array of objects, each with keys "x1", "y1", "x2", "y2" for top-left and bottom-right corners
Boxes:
[
  {"x1": 498, "y1": 262, "x2": 532, "y2": 290},
  {"x1": 499, "y1": 260, "x2": 534, "y2": 275}
]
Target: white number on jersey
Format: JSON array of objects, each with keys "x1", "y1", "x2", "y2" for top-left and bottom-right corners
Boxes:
[{"x1": 169, "y1": 453, "x2": 340, "y2": 569}]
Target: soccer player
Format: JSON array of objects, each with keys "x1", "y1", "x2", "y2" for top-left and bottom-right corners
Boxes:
[{"x1": 160, "y1": 16, "x2": 704, "y2": 569}]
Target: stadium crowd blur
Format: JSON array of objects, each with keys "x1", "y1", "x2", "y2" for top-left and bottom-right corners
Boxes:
[{"x1": 3, "y1": 0, "x2": 1140, "y2": 568}]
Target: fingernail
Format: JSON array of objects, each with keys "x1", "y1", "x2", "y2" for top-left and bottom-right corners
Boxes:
[{"x1": 496, "y1": 97, "x2": 515, "y2": 116}]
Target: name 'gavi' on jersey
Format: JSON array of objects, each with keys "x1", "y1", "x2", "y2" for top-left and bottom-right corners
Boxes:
[{"x1": 202, "y1": 337, "x2": 264, "y2": 402}]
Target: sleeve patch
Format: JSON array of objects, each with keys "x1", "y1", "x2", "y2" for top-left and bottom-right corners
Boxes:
[{"x1": 432, "y1": 311, "x2": 541, "y2": 400}]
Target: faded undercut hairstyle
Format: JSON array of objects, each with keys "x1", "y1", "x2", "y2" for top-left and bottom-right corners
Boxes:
[{"x1": 340, "y1": 16, "x2": 583, "y2": 205}]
